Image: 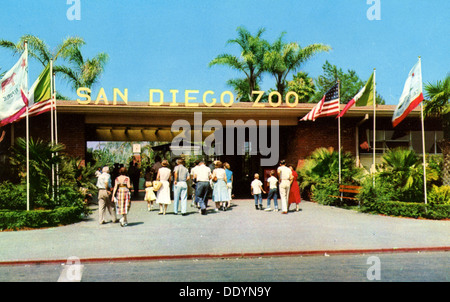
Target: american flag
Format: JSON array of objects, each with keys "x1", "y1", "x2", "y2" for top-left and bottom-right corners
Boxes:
[{"x1": 300, "y1": 83, "x2": 340, "y2": 121}]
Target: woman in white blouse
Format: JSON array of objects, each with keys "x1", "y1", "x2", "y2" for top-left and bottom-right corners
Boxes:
[{"x1": 156, "y1": 159, "x2": 172, "y2": 215}]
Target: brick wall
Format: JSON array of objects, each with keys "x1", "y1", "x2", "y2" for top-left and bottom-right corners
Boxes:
[
  {"x1": 9, "y1": 112, "x2": 86, "y2": 159},
  {"x1": 284, "y1": 117, "x2": 357, "y2": 168}
]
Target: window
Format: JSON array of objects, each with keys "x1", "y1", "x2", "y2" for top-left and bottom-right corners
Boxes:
[{"x1": 364, "y1": 130, "x2": 443, "y2": 154}]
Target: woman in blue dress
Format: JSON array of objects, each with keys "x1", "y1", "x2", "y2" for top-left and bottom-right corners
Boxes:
[{"x1": 211, "y1": 161, "x2": 229, "y2": 212}]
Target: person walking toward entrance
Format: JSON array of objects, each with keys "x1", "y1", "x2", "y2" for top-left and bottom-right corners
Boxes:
[
  {"x1": 211, "y1": 161, "x2": 229, "y2": 212},
  {"x1": 156, "y1": 159, "x2": 172, "y2": 215},
  {"x1": 277, "y1": 160, "x2": 293, "y2": 214},
  {"x1": 96, "y1": 166, "x2": 117, "y2": 224},
  {"x1": 265, "y1": 170, "x2": 279, "y2": 212},
  {"x1": 190, "y1": 160, "x2": 200, "y2": 208},
  {"x1": 193, "y1": 160, "x2": 211, "y2": 215},
  {"x1": 173, "y1": 158, "x2": 190, "y2": 215},
  {"x1": 224, "y1": 162, "x2": 233, "y2": 210},
  {"x1": 251, "y1": 173, "x2": 266, "y2": 210},
  {"x1": 288, "y1": 164, "x2": 302, "y2": 212},
  {"x1": 112, "y1": 167, "x2": 131, "y2": 227}
]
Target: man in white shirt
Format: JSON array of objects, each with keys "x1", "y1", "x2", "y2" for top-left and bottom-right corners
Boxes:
[
  {"x1": 277, "y1": 160, "x2": 293, "y2": 214},
  {"x1": 251, "y1": 173, "x2": 266, "y2": 210},
  {"x1": 193, "y1": 160, "x2": 211, "y2": 215},
  {"x1": 96, "y1": 166, "x2": 117, "y2": 224}
]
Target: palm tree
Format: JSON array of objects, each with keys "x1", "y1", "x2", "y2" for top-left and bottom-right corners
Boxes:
[
  {"x1": 0, "y1": 34, "x2": 84, "y2": 67},
  {"x1": 209, "y1": 26, "x2": 268, "y2": 101},
  {"x1": 55, "y1": 45, "x2": 109, "y2": 92},
  {"x1": 263, "y1": 32, "x2": 331, "y2": 96},
  {"x1": 226, "y1": 77, "x2": 262, "y2": 102},
  {"x1": 0, "y1": 34, "x2": 85, "y2": 99},
  {"x1": 424, "y1": 74, "x2": 450, "y2": 186}
]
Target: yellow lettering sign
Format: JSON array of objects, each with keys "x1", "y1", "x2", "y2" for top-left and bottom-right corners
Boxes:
[
  {"x1": 113, "y1": 88, "x2": 128, "y2": 105},
  {"x1": 185, "y1": 90, "x2": 199, "y2": 107},
  {"x1": 149, "y1": 89, "x2": 164, "y2": 106},
  {"x1": 76, "y1": 87, "x2": 91, "y2": 104}
]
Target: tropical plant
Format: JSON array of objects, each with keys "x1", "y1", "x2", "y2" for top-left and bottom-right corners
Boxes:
[
  {"x1": 56, "y1": 45, "x2": 109, "y2": 92},
  {"x1": 226, "y1": 78, "x2": 263, "y2": 102},
  {"x1": 0, "y1": 34, "x2": 85, "y2": 99},
  {"x1": 9, "y1": 137, "x2": 65, "y2": 209},
  {"x1": 209, "y1": 26, "x2": 268, "y2": 101},
  {"x1": 428, "y1": 185, "x2": 450, "y2": 205},
  {"x1": 0, "y1": 34, "x2": 84, "y2": 67},
  {"x1": 424, "y1": 74, "x2": 450, "y2": 186},
  {"x1": 373, "y1": 148, "x2": 439, "y2": 203},
  {"x1": 263, "y1": 33, "x2": 330, "y2": 96},
  {"x1": 299, "y1": 147, "x2": 364, "y2": 205}
]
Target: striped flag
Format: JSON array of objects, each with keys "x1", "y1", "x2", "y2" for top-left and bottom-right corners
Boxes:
[
  {"x1": 392, "y1": 60, "x2": 423, "y2": 127},
  {"x1": 17, "y1": 63, "x2": 52, "y2": 121},
  {"x1": 337, "y1": 72, "x2": 374, "y2": 118},
  {"x1": 300, "y1": 83, "x2": 339, "y2": 121}
]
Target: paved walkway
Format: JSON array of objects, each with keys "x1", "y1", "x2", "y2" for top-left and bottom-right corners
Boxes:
[{"x1": 0, "y1": 199, "x2": 449, "y2": 264}]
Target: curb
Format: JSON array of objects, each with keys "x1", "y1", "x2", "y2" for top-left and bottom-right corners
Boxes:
[{"x1": 1, "y1": 246, "x2": 449, "y2": 266}]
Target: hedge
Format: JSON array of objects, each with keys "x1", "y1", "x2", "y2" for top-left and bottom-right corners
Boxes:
[
  {"x1": 0, "y1": 206, "x2": 84, "y2": 231},
  {"x1": 361, "y1": 200, "x2": 450, "y2": 220}
]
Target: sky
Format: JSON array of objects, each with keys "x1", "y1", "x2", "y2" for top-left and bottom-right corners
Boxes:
[{"x1": 0, "y1": 0, "x2": 448, "y2": 105}]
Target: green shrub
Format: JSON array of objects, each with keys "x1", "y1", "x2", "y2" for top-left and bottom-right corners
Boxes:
[
  {"x1": 361, "y1": 199, "x2": 450, "y2": 220},
  {"x1": 428, "y1": 185, "x2": 450, "y2": 205},
  {"x1": 311, "y1": 178, "x2": 340, "y2": 206},
  {"x1": 0, "y1": 181, "x2": 26, "y2": 210},
  {"x1": 0, "y1": 206, "x2": 83, "y2": 231}
]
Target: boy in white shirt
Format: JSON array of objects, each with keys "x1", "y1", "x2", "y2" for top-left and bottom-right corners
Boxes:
[
  {"x1": 266, "y1": 170, "x2": 279, "y2": 212},
  {"x1": 251, "y1": 173, "x2": 266, "y2": 210}
]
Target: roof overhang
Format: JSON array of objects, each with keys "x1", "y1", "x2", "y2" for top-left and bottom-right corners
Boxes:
[{"x1": 55, "y1": 100, "x2": 420, "y2": 127}]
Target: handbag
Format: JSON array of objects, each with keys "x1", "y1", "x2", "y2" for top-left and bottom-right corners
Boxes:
[{"x1": 153, "y1": 180, "x2": 162, "y2": 191}]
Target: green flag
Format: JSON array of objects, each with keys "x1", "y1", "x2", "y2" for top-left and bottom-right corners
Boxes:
[
  {"x1": 337, "y1": 72, "x2": 374, "y2": 117},
  {"x1": 29, "y1": 63, "x2": 51, "y2": 105}
]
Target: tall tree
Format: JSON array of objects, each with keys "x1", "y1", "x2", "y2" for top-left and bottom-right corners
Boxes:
[
  {"x1": 0, "y1": 34, "x2": 85, "y2": 98},
  {"x1": 424, "y1": 74, "x2": 450, "y2": 186},
  {"x1": 287, "y1": 71, "x2": 316, "y2": 103},
  {"x1": 264, "y1": 32, "x2": 330, "y2": 96},
  {"x1": 0, "y1": 34, "x2": 84, "y2": 67},
  {"x1": 313, "y1": 61, "x2": 385, "y2": 104},
  {"x1": 209, "y1": 26, "x2": 268, "y2": 101},
  {"x1": 55, "y1": 45, "x2": 109, "y2": 92}
]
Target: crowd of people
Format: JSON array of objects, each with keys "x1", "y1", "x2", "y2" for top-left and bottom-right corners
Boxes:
[{"x1": 96, "y1": 157, "x2": 302, "y2": 226}]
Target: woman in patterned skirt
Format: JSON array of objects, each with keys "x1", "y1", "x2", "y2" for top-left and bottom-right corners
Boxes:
[{"x1": 112, "y1": 167, "x2": 132, "y2": 226}]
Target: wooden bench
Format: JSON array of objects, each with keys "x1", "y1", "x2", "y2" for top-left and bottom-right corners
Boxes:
[{"x1": 329, "y1": 185, "x2": 362, "y2": 206}]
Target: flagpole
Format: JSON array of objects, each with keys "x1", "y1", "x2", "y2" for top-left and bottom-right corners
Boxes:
[
  {"x1": 50, "y1": 59, "x2": 55, "y2": 200},
  {"x1": 53, "y1": 72, "x2": 58, "y2": 145},
  {"x1": 337, "y1": 80, "x2": 341, "y2": 185},
  {"x1": 419, "y1": 56, "x2": 427, "y2": 205},
  {"x1": 24, "y1": 41, "x2": 29, "y2": 211},
  {"x1": 53, "y1": 71, "x2": 59, "y2": 199},
  {"x1": 372, "y1": 68, "x2": 376, "y2": 186}
]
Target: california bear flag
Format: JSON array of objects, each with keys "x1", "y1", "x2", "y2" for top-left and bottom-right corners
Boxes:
[
  {"x1": 0, "y1": 50, "x2": 28, "y2": 126},
  {"x1": 392, "y1": 59, "x2": 423, "y2": 127}
]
